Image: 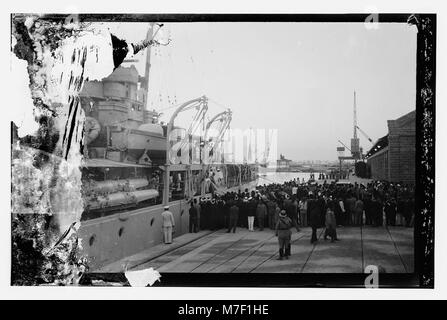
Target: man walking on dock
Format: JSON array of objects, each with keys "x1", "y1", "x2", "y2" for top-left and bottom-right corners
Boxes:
[{"x1": 275, "y1": 209, "x2": 299, "y2": 260}]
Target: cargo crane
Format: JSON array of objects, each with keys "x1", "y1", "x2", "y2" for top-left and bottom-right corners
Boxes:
[
  {"x1": 204, "y1": 109, "x2": 232, "y2": 163},
  {"x1": 351, "y1": 91, "x2": 361, "y2": 161},
  {"x1": 350, "y1": 92, "x2": 375, "y2": 159},
  {"x1": 338, "y1": 140, "x2": 351, "y2": 152},
  {"x1": 336, "y1": 91, "x2": 366, "y2": 178},
  {"x1": 339, "y1": 91, "x2": 376, "y2": 178},
  {"x1": 166, "y1": 96, "x2": 209, "y2": 166},
  {"x1": 163, "y1": 96, "x2": 209, "y2": 203},
  {"x1": 355, "y1": 125, "x2": 374, "y2": 145},
  {"x1": 336, "y1": 140, "x2": 353, "y2": 179}
]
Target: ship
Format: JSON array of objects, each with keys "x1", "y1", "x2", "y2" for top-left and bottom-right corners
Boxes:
[{"x1": 78, "y1": 26, "x2": 258, "y2": 270}]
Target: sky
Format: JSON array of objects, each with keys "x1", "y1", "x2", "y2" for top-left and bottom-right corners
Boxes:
[{"x1": 106, "y1": 21, "x2": 417, "y2": 161}]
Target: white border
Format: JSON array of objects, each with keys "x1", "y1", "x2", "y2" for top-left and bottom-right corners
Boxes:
[{"x1": 1, "y1": 0, "x2": 446, "y2": 300}]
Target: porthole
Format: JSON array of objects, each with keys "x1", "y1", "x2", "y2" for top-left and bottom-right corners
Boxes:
[{"x1": 89, "y1": 234, "x2": 96, "y2": 246}]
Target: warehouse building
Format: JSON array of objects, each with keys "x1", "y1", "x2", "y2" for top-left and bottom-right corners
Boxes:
[{"x1": 365, "y1": 110, "x2": 416, "y2": 184}]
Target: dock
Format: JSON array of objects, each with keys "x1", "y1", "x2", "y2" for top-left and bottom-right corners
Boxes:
[{"x1": 99, "y1": 226, "x2": 413, "y2": 274}]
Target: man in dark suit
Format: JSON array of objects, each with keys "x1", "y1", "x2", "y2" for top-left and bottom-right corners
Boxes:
[
  {"x1": 307, "y1": 194, "x2": 322, "y2": 244},
  {"x1": 286, "y1": 195, "x2": 300, "y2": 231},
  {"x1": 345, "y1": 193, "x2": 356, "y2": 226},
  {"x1": 193, "y1": 198, "x2": 201, "y2": 232},
  {"x1": 227, "y1": 198, "x2": 239, "y2": 233},
  {"x1": 256, "y1": 197, "x2": 267, "y2": 231},
  {"x1": 189, "y1": 201, "x2": 198, "y2": 233},
  {"x1": 317, "y1": 194, "x2": 327, "y2": 228},
  {"x1": 267, "y1": 198, "x2": 277, "y2": 230},
  {"x1": 384, "y1": 197, "x2": 397, "y2": 226},
  {"x1": 372, "y1": 197, "x2": 383, "y2": 227}
]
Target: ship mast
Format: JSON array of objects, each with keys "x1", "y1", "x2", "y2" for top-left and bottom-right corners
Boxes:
[
  {"x1": 120, "y1": 23, "x2": 163, "y2": 124},
  {"x1": 132, "y1": 23, "x2": 163, "y2": 117},
  {"x1": 141, "y1": 24, "x2": 157, "y2": 114},
  {"x1": 141, "y1": 25, "x2": 154, "y2": 94}
]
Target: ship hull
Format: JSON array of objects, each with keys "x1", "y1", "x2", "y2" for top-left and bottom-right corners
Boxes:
[{"x1": 79, "y1": 180, "x2": 258, "y2": 271}]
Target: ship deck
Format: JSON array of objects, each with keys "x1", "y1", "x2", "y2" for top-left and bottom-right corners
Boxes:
[{"x1": 99, "y1": 226, "x2": 413, "y2": 274}]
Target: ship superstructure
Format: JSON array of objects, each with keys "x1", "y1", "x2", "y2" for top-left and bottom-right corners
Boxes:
[{"x1": 78, "y1": 26, "x2": 258, "y2": 269}]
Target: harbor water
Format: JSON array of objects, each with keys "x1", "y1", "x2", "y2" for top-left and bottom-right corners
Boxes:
[{"x1": 257, "y1": 172, "x2": 314, "y2": 185}]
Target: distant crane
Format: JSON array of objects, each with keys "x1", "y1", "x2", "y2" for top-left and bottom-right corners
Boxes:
[
  {"x1": 350, "y1": 91, "x2": 361, "y2": 160},
  {"x1": 338, "y1": 140, "x2": 351, "y2": 152},
  {"x1": 336, "y1": 91, "x2": 375, "y2": 177},
  {"x1": 351, "y1": 91, "x2": 375, "y2": 158}
]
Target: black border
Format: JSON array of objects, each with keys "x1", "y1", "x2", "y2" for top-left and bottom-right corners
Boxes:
[
  {"x1": 35, "y1": 13, "x2": 416, "y2": 23},
  {"x1": 413, "y1": 14, "x2": 436, "y2": 288},
  {"x1": 15, "y1": 13, "x2": 436, "y2": 288}
]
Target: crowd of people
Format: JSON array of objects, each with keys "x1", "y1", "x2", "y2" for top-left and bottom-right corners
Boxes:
[{"x1": 185, "y1": 178, "x2": 415, "y2": 259}]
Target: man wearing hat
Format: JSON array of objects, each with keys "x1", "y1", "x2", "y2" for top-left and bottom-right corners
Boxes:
[
  {"x1": 275, "y1": 209, "x2": 298, "y2": 260},
  {"x1": 161, "y1": 205, "x2": 175, "y2": 244}
]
